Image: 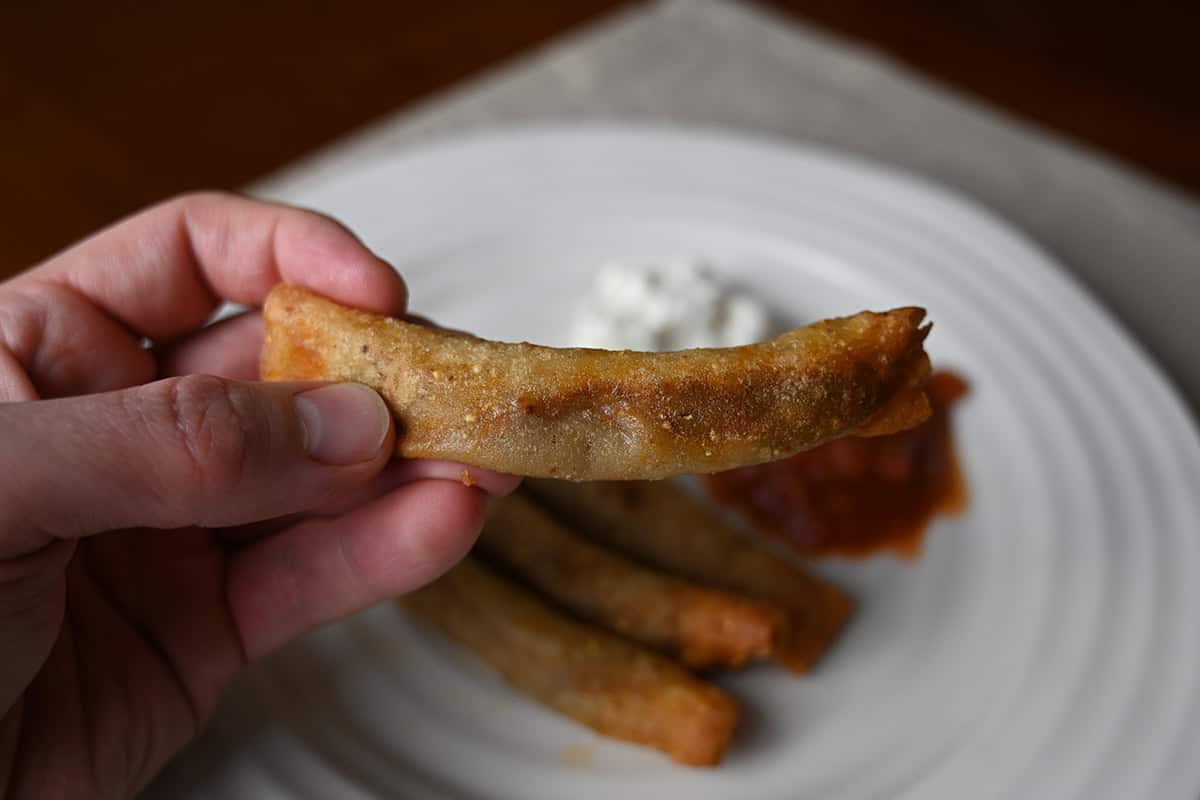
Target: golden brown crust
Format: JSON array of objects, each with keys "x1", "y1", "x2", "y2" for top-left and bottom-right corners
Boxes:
[
  {"x1": 524, "y1": 479, "x2": 855, "y2": 673},
  {"x1": 261, "y1": 284, "x2": 931, "y2": 480},
  {"x1": 401, "y1": 557, "x2": 740, "y2": 767},
  {"x1": 478, "y1": 493, "x2": 785, "y2": 669}
]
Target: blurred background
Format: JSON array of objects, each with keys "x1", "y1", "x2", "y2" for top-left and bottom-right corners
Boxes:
[{"x1": 1, "y1": 0, "x2": 1196, "y2": 282}]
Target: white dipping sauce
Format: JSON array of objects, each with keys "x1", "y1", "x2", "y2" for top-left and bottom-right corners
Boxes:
[{"x1": 570, "y1": 259, "x2": 770, "y2": 351}]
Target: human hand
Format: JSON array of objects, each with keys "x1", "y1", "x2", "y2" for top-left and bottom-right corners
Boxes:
[{"x1": 0, "y1": 193, "x2": 519, "y2": 799}]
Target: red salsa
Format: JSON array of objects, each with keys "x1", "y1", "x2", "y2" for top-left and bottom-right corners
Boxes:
[{"x1": 705, "y1": 371, "x2": 969, "y2": 559}]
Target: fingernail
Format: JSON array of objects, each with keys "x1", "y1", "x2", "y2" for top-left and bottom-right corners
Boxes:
[{"x1": 294, "y1": 383, "x2": 391, "y2": 465}]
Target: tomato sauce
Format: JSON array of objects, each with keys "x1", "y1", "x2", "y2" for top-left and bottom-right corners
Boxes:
[{"x1": 705, "y1": 371, "x2": 968, "y2": 559}]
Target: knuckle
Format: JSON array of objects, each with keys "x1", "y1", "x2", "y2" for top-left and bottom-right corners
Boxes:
[{"x1": 158, "y1": 375, "x2": 253, "y2": 496}]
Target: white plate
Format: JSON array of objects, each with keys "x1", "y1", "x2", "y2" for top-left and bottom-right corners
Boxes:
[{"x1": 148, "y1": 126, "x2": 1200, "y2": 800}]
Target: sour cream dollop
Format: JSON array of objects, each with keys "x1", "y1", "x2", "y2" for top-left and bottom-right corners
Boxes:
[{"x1": 570, "y1": 259, "x2": 770, "y2": 351}]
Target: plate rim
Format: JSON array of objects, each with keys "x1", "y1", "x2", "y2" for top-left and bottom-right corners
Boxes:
[{"x1": 199, "y1": 124, "x2": 1200, "y2": 800}]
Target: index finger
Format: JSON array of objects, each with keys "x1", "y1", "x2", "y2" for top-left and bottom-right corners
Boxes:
[{"x1": 12, "y1": 191, "x2": 408, "y2": 342}]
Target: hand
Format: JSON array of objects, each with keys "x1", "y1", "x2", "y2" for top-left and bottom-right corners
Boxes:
[{"x1": 0, "y1": 193, "x2": 519, "y2": 799}]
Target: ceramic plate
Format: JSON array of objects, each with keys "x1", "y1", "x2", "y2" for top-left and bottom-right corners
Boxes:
[{"x1": 147, "y1": 126, "x2": 1200, "y2": 800}]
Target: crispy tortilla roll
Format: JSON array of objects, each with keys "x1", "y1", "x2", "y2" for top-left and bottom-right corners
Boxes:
[
  {"x1": 478, "y1": 493, "x2": 785, "y2": 669},
  {"x1": 525, "y1": 479, "x2": 854, "y2": 673},
  {"x1": 261, "y1": 284, "x2": 931, "y2": 480},
  {"x1": 402, "y1": 558, "x2": 739, "y2": 767}
]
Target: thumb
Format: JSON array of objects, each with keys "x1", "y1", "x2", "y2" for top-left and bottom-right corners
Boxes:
[{"x1": 0, "y1": 375, "x2": 394, "y2": 549}]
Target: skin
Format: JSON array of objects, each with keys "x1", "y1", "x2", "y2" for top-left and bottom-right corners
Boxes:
[
  {"x1": 0, "y1": 193, "x2": 519, "y2": 800},
  {"x1": 261, "y1": 285, "x2": 933, "y2": 480}
]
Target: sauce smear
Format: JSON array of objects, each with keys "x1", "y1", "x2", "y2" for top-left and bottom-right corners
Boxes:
[{"x1": 706, "y1": 371, "x2": 968, "y2": 559}]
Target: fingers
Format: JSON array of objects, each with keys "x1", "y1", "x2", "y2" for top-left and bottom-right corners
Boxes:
[
  {"x1": 301, "y1": 458, "x2": 519, "y2": 516},
  {"x1": 227, "y1": 479, "x2": 486, "y2": 660},
  {"x1": 0, "y1": 282, "x2": 156, "y2": 399},
  {"x1": 387, "y1": 459, "x2": 521, "y2": 496},
  {"x1": 217, "y1": 460, "x2": 520, "y2": 545},
  {"x1": 1, "y1": 192, "x2": 406, "y2": 400},
  {"x1": 74, "y1": 530, "x2": 242, "y2": 723},
  {"x1": 15, "y1": 192, "x2": 408, "y2": 343},
  {"x1": 0, "y1": 376, "x2": 394, "y2": 553},
  {"x1": 157, "y1": 311, "x2": 264, "y2": 382},
  {"x1": 0, "y1": 540, "x2": 76, "y2": 714},
  {"x1": 0, "y1": 346, "x2": 38, "y2": 402}
]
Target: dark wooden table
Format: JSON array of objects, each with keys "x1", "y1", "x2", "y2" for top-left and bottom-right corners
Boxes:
[{"x1": 2, "y1": 1, "x2": 1196, "y2": 280}]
